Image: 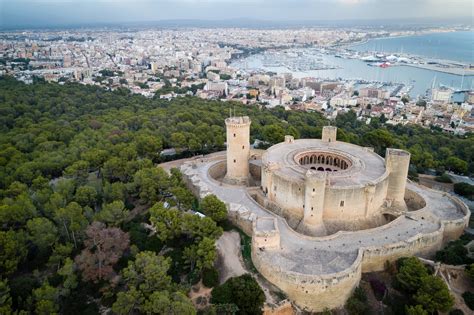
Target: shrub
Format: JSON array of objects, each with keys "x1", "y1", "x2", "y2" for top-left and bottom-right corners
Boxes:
[
  {"x1": 462, "y1": 291, "x2": 474, "y2": 310},
  {"x1": 345, "y1": 287, "x2": 369, "y2": 315},
  {"x1": 454, "y1": 182, "x2": 474, "y2": 200},
  {"x1": 466, "y1": 264, "x2": 474, "y2": 281},
  {"x1": 211, "y1": 274, "x2": 264, "y2": 315},
  {"x1": 435, "y1": 173, "x2": 453, "y2": 183},
  {"x1": 435, "y1": 240, "x2": 473, "y2": 265},
  {"x1": 202, "y1": 267, "x2": 219, "y2": 288}
]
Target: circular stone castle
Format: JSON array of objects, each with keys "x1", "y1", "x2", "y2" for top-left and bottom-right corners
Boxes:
[{"x1": 180, "y1": 116, "x2": 470, "y2": 312}]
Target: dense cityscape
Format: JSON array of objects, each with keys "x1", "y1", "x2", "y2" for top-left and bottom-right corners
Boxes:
[
  {"x1": 0, "y1": 0, "x2": 473, "y2": 314},
  {"x1": 2, "y1": 26, "x2": 473, "y2": 135}
]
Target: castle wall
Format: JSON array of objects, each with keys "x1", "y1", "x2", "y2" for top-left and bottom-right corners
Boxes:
[
  {"x1": 266, "y1": 170, "x2": 390, "y2": 229},
  {"x1": 252, "y1": 249, "x2": 363, "y2": 312},
  {"x1": 270, "y1": 172, "x2": 305, "y2": 220}
]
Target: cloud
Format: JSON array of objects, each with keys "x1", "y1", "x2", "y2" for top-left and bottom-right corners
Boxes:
[{"x1": 1, "y1": 0, "x2": 472, "y2": 28}]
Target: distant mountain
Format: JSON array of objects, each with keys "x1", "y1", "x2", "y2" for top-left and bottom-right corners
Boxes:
[{"x1": 1, "y1": 16, "x2": 472, "y2": 31}]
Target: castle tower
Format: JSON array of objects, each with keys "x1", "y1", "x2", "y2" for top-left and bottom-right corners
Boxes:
[
  {"x1": 385, "y1": 148, "x2": 411, "y2": 210},
  {"x1": 224, "y1": 116, "x2": 251, "y2": 185},
  {"x1": 322, "y1": 126, "x2": 337, "y2": 143},
  {"x1": 301, "y1": 170, "x2": 327, "y2": 236}
]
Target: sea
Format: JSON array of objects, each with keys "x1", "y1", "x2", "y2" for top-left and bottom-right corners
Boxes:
[
  {"x1": 351, "y1": 31, "x2": 473, "y2": 64},
  {"x1": 231, "y1": 32, "x2": 474, "y2": 97}
]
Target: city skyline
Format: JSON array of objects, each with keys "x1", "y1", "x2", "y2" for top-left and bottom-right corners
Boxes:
[{"x1": 1, "y1": 0, "x2": 473, "y2": 29}]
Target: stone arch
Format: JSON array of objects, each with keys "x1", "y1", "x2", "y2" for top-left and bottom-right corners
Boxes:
[
  {"x1": 325, "y1": 168, "x2": 332, "y2": 171},
  {"x1": 317, "y1": 167, "x2": 324, "y2": 171}
]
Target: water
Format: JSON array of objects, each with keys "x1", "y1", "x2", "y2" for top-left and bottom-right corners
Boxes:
[
  {"x1": 351, "y1": 31, "x2": 474, "y2": 63},
  {"x1": 232, "y1": 49, "x2": 473, "y2": 97}
]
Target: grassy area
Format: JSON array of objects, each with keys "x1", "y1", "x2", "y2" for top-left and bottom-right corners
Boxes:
[{"x1": 238, "y1": 230, "x2": 257, "y2": 273}]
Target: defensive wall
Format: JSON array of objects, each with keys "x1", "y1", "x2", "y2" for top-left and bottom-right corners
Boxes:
[
  {"x1": 179, "y1": 120, "x2": 470, "y2": 312},
  {"x1": 180, "y1": 155, "x2": 470, "y2": 312}
]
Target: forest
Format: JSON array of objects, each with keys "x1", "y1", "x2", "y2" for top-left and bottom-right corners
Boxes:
[{"x1": 0, "y1": 76, "x2": 472, "y2": 314}]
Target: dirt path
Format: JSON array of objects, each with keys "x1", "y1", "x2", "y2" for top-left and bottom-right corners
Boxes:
[{"x1": 216, "y1": 231, "x2": 247, "y2": 284}]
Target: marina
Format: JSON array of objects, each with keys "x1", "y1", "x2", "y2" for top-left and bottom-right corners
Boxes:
[{"x1": 232, "y1": 46, "x2": 473, "y2": 97}]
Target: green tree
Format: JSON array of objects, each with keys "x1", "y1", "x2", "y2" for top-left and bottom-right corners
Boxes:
[
  {"x1": 0, "y1": 229, "x2": 27, "y2": 276},
  {"x1": 74, "y1": 186, "x2": 98, "y2": 208},
  {"x1": 170, "y1": 132, "x2": 188, "y2": 149},
  {"x1": 54, "y1": 178, "x2": 76, "y2": 203},
  {"x1": 183, "y1": 237, "x2": 217, "y2": 272},
  {"x1": 112, "y1": 251, "x2": 194, "y2": 314},
  {"x1": 26, "y1": 217, "x2": 58, "y2": 252},
  {"x1": 64, "y1": 160, "x2": 90, "y2": 184},
  {"x1": 102, "y1": 157, "x2": 128, "y2": 182},
  {"x1": 395, "y1": 257, "x2": 429, "y2": 294},
  {"x1": 405, "y1": 305, "x2": 428, "y2": 315},
  {"x1": 171, "y1": 186, "x2": 195, "y2": 211},
  {"x1": 454, "y1": 182, "x2": 474, "y2": 200},
  {"x1": 103, "y1": 181, "x2": 126, "y2": 203},
  {"x1": 142, "y1": 291, "x2": 196, "y2": 315},
  {"x1": 48, "y1": 242, "x2": 73, "y2": 271},
  {"x1": 57, "y1": 258, "x2": 78, "y2": 296},
  {"x1": 33, "y1": 282, "x2": 59, "y2": 315},
  {"x1": 96, "y1": 200, "x2": 129, "y2": 226},
  {"x1": 150, "y1": 203, "x2": 183, "y2": 242},
  {"x1": 135, "y1": 133, "x2": 162, "y2": 159},
  {"x1": 466, "y1": 264, "x2": 474, "y2": 281},
  {"x1": 414, "y1": 276, "x2": 454, "y2": 313},
  {"x1": 54, "y1": 202, "x2": 88, "y2": 248},
  {"x1": 211, "y1": 274, "x2": 265, "y2": 315},
  {"x1": 445, "y1": 156, "x2": 468, "y2": 174},
  {"x1": 262, "y1": 124, "x2": 286, "y2": 144},
  {"x1": 130, "y1": 167, "x2": 170, "y2": 204},
  {"x1": 182, "y1": 213, "x2": 223, "y2": 241},
  {"x1": 0, "y1": 279, "x2": 12, "y2": 315},
  {"x1": 0, "y1": 192, "x2": 37, "y2": 227},
  {"x1": 200, "y1": 195, "x2": 227, "y2": 223},
  {"x1": 345, "y1": 286, "x2": 369, "y2": 315},
  {"x1": 202, "y1": 267, "x2": 219, "y2": 288}
]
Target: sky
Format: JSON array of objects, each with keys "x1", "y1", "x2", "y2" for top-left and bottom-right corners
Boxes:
[{"x1": 1, "y1": 0, "x2": 472, "y2": 28}]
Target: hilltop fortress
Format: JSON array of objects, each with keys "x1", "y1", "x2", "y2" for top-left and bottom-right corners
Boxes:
[{"x1": 181, "y1": 116, "x2": 470, "y2": 312}]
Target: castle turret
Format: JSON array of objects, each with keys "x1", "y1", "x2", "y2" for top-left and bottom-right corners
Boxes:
[
  {"x1": 224, "y1": 116, "x2": 251, "y2": 185},
  {"x1": 385, "y1": 148, "x2": 410, "y2": 210},
  {"x1": 322, "y1": 126, "x2": 337, "y2": 143},
  {"x1": 301, "y1": 170, "x2": 327, "y2": 236}
]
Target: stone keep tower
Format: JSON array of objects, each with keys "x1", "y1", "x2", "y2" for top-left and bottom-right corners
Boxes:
[
  {"x1": 322, "y1": 126, "x2": 337, "y2": 143},
  {"x1": 385, "y1": 148, "x2": 411, "y2": 210},
  {"x1": 224, "y1": 116, "x2": 251, "y2": 185},
  {"x1": 301, "y1": 170, "x2": 327, "y2": 236}
]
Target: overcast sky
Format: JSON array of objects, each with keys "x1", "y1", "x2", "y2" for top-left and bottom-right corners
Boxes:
[{"x1": 1, "y1": 0, "x2": 472, "y2": 28}]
